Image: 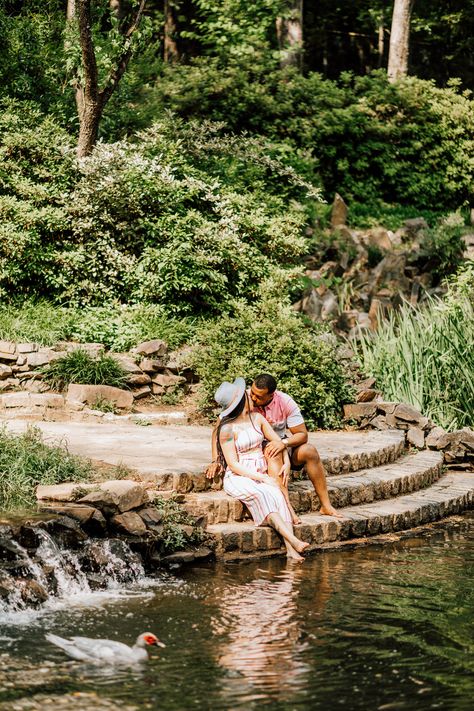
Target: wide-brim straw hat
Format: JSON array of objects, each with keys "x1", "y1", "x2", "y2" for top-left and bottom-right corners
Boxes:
[{"x1": 214, "y1": 377, "x2": 246, "y2": 418}]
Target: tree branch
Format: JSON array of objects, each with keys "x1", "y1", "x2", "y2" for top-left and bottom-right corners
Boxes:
[{"x1": 100, "y1": 0, "x2": 147, "y2": 107}]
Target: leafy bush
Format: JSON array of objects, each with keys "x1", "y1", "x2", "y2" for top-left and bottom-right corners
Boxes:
[
  {"x1": 156, "y1": 64, "x2": 474, "y2": 212},
  {"x1": 188, "y1": 283, "x2": 353, "y2": 429},
  {"x1": 0, "y1": 103, "x2": 317, "y2": 309},
  {"x1": 419, "y1": 212, "x2": 466, "y2": 280},
  {"x1": 0, "y1": 425, "x2": 94, "y2": 511},
  {"x1": 355, "y1": 266, "x2": 474, "y2": 430},
  {"x1": 42, "y1": 350, "x2": 127, "y2": 391}
]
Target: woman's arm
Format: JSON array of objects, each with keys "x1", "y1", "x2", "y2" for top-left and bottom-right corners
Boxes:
[
  {"x1": 220, "y1": 424, "x2": 268, "y2": 483},
  {"x1": 205, "y1": 419, "x2": 221, "y2": 479},
  {"x1": 258, "y1": 414, "x2": 284, "y2": 446},
  {"x1": 258, "y1": 414, "x2": 291, "y2": 485}
]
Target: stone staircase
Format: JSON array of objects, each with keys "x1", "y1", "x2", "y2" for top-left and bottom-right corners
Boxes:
[
  {"x1": 170, "y1": 432, "x2": 473, "y2": 562},
  {"x1": 12, "y1": 420, "x2": 474, "y2": 563}
]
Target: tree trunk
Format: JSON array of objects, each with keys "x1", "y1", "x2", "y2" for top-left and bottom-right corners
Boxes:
[
  {"x1": 73, "y1": 0, "x2": 146, "y2": 158},
  {"x1": 164, "y1": 0, "x2": 179, "y2": 63},
  {"x1": 388, "y1": 0, "x2": 414, "y2": 82},
  {"x1": 276, "y1": 0, "x2": 303, "y2": 69},
  {"x1": 76, "y1": 101, "x2": 104, "y2": 159},
  {"x1": 377, "y1": 12, "x2": 385, "y2": 68}
]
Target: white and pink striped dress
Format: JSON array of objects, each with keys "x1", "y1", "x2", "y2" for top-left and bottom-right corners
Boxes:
[{"x1": 223, "y1": 423, "x2": 292, "y2": 527}]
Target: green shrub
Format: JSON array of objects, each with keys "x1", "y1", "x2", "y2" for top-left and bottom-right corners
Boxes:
[
  {"x1": 42, "y1": 349, "x2": 127, "y2": 391},
  {"x1": 67, "y1": 304, "x2": 196, "y2": 351},
  {"x1": 0, "y1": 425, "x2": 94, "y2": 511},
  {"x1": 354, "y1": 266, "x2": 474, "y2": 430},
  {"x1": 188, "y1": 284, "x2": 353, "y2": 429},
  {"x1": 0, "y1": 103, "x2": 317, "y2": 309},
  {"x1": 156, "y1": 64, "x2": 474, "y2": 212},
  {"x1": 419, "y1": 212, "x2": 466, "y2": 281}
]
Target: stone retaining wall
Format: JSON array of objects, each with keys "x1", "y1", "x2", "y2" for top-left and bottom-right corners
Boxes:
[
  {"x1": 344, "y1": 401, "x2": 474, "y2": 470},
  {"x1": 0, "y1": 338, "x2": 193, "y2": 408}
]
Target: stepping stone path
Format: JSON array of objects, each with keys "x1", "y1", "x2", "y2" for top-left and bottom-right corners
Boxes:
[{"x1": 8, "y1": 420, "x2": 474, "y2": 562}]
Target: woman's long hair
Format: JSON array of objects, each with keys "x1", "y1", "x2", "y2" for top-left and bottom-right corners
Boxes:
[{"x1": 216, "y1": 391, "x2": 259, "y2": 469}]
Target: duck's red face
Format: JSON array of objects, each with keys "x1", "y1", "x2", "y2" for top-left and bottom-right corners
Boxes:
[{"x1": 145, "y1": 633, "x2": 166, "y2": 648}]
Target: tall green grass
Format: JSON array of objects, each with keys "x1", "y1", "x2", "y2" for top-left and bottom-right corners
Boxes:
[
  {"x1": 355, "y1": 280, "x2": 474, "y2": 430},
  {"x1": 0, "y1": 426, "x2": 94, "y2": 511},
  {"x1": 0, "y1": 301, "x2": 195, "y2": 350}
]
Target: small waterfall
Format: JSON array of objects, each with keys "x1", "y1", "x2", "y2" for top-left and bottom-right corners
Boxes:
[
  {"x1": 0, "y1": 525, "x2": 149, "y2": 617},
  {"x1": 0, "y1": 569, "x2": 25, "y2": 614},
  {"x1": 1, "y1": 537, "x2": 48, "y2": 588},
  {"x1": 100, "y1": 540, "x2": 145, "y2": 586},
  {"x1": 35, "y1": 529, "x2": 92, "y2": 597}
]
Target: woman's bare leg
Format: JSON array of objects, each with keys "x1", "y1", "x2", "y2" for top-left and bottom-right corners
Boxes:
[
  {"x1": 266, "y1": 513, "x2": 309, "y2": 561},
  {"x1": 266, "y1": 455, "x2": 301, "y2": 524}
]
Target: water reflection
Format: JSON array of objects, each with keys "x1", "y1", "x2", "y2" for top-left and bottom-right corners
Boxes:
[
  {"x1": 213, "y1": 559, "x2": 336, "y2": 705},
  {"x1": 1, "y1": 516, "x2": 474, "y2": 710}
]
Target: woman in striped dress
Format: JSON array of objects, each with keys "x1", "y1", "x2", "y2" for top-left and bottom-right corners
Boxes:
[{"x1": 215, "y1": 378, "x2": 309, "y2": 562}]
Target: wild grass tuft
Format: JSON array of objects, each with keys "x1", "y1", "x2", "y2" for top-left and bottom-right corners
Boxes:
[
  {"x1": 0, "y1": 301, "x2": 75, "y2": 346},
  {"x1": 0, "y1": 426, "x2": 95, "y2": 511},
  {"x1": 42, "y1": 350, "x2": 127, "y2": 391}
]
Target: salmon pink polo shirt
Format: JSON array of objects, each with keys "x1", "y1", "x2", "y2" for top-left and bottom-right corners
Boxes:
[{"x1": 253, "y1": 390, "x2": 305, "y2": 439}]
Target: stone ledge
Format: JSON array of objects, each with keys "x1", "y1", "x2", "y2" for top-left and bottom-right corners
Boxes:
[
  {"x1": 184, "y1": 450, "x2": 443, "y2": 523},
  {"x1": 0, "y1": 393, "x2": 65, "y2": 410},
  {"x1": 208, "y1": 471, "x2": 474, "y2": 560}
]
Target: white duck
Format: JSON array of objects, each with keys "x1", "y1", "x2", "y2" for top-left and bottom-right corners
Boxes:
[{"x1": 46, "y1": 631, "x2": 165, "y2": 664}]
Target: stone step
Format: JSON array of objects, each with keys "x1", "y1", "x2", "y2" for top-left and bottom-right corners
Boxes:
[
  {"x1": 207, "y1": 470, "x2": 474, "y2": 560},
  {"x1": 138, "y1": 429, "x2": 406, "y2": 492},
  {"x1": 310, "y1": 429, "x2": 405, "y2": 476},
  {"x1": 184, "y1": 451, "x2": 443, "y2": 524}
]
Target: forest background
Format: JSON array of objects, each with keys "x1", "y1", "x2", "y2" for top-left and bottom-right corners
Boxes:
[{"x1": 0, "y1": 0, "x2": 473, "y2": 431}]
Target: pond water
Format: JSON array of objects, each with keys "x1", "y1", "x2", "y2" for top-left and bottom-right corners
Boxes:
[{"x1": 1, "y1": 514, "x2": 473, "y2": 710}]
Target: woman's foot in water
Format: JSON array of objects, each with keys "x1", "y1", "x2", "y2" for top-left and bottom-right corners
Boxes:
[
  {"x1": 294, "y1": 539, "x2": 310, "y2": 555},
  {"x1": 286, "y1": 548, "x2": 305, "y2": 563}
]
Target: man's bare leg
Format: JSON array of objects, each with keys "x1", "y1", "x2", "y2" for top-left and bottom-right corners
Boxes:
[
  {"x1": 292, "y1": 443, "x2": 343, "y2": 518},
  {"x1": 265, "y1": 452, "x2": 301, "y2": 525}
]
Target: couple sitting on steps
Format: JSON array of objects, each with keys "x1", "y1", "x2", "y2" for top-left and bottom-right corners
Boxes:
[{"x1": 206, "y1": 374, "x2": 342, "y2": 562}]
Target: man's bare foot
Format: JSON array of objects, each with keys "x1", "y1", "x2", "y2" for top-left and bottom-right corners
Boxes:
[
  {"x1": 319, "y1": 504, "x2": 344, "y2": 518},
  {"x1": 287, "y1": 549, "x2": 305, "y2": 563}
]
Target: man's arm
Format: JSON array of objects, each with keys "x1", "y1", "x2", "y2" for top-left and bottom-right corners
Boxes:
[
  {"x1": 264, "y1": 422, "x2": 308, "y2": 457},
  {"x1": 285, "y1": 423, "x2": 308, "y2": 447}
]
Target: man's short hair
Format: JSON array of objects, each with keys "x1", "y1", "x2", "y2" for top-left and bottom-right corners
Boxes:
[{"x1": 253, "y1": 374, "x2": 277, "y2": 394}]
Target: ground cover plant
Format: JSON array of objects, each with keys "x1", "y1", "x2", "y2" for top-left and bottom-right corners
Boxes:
[
  {"x1": 0, "y1": 426, "x2": 94, "y2": 511},
  {"x1": 153, "y1": 495, "x2": 208, "y2": 554},
  {"x1": 355, "y1": 266, "x2": 474, "y2": 430},
  {"x1": 0, "y1": 301, "x2": 195, "y2": 351}
]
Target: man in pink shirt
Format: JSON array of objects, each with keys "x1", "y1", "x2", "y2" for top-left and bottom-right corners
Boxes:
[
  {"x1": 207, "y1": 373, "x2": 340, "y2": 518},
  {"x1": 249, "y1": 373, "x2": 340, "y2": 518}
]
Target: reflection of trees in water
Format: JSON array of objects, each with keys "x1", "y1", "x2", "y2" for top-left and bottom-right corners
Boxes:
[{"x1": 212, "y1": 557, "x2": 334, "y2": 705}]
